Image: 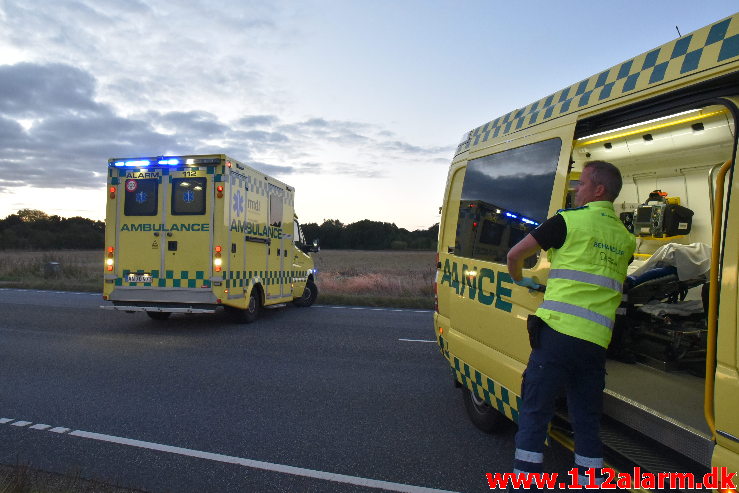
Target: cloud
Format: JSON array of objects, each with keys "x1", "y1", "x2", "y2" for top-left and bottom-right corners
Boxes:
[
  {"x1": 0, "y1": 63, "x2": 102, "y2": 117},
  {"x1": 237, "y1": 115, "x2": 280, "y2": 127},
  {"x1": 0, "y1": 61, "x2": 450, "y2": 196}
]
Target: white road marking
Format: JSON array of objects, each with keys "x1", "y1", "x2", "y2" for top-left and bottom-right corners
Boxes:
[
  {"x1": 2, "y1": 417, "x2": 460, "y2": 493},
  {"x1": 398, "y1": 339, "x2": 436, "y2": 343},
  {"x1": 69, "y1": 430, "x2": 460, "y2": 492}
]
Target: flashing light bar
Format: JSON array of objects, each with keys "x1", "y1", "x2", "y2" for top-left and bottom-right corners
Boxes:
[
  {"x1": 111, "y1": 157, "x2": 221, "y2": 167},
  {"x1": 504, "y1": 211, "x2": 539, "y2": 226},
  {"x1": 113, "y1": 159, "x2": 150, "y2": 167}
]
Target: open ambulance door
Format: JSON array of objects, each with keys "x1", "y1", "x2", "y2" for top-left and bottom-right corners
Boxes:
[{"x1": 710, "y1": 96, "x2": 739, "y2": 473}]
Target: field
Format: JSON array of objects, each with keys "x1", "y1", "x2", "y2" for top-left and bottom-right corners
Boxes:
[{"x1": 0, "y1": 249, "x2": 436, "y2": 309}]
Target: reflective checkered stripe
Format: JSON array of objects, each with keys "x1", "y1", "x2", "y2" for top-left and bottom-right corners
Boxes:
[
  {"x1": 439, "y1": 336, "x2": 522, "y2": 422},
  {"x1": 225, "y1": 270, "x2": 310, "y2": 289},
  {"x1": 458, "y1": 14, "x2": 739, "y2": 154},
  {"x1": 115, "y1": 270, "x2": 211, "y2": 288},
  {"x1": 231, "y1": 172, "x2": 294, "y2": 207}
]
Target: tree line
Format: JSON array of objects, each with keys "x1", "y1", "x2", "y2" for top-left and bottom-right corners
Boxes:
[
  {"x1": 0, "y1": 209, "x2": 105, "y2": 250},
  {"x1": 0, "y1": 210, "x2": 438, "y2": 251},
  {"x1": 301, "y1": 219, "x2": 438, "y2": 250}
]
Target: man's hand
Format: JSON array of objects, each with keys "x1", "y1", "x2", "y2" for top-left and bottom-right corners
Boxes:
[
  {"x1": 507, "y1": 233, "x2": 542, "y2": 283},
  {"x1": 514, "y1": 277, "x2": 541, "y2": 290}
]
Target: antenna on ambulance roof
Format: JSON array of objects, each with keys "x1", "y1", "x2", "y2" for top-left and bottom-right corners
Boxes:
[{"x1": 676, "y1": 25, "x2": 682, "y2": 37}]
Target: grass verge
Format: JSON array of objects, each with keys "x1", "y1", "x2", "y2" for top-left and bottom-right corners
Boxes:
[
  {"x1": 0, "y1": 462, "x2": 144, "y2": 493},
  {"x1": 0, "y1": 249, "x2": 436, "y2": 309}
]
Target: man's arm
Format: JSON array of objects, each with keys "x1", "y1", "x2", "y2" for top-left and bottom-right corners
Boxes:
[{"x1": 507, "y1": 233, "x2": 542, "y2": 282}]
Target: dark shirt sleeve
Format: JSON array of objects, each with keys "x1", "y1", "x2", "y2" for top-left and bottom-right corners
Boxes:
[{"x1": 530, "y1": 214, "x2": 567, "y2": 251}]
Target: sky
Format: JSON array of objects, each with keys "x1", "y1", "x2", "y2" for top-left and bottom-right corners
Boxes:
[{"x1": 0, "y1": 1, "x2": 736, "y2": 231}]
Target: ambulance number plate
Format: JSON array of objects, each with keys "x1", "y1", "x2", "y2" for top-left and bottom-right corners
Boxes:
[{"x1": 127, "y1": 274, "x2": 153, "y2": 283}]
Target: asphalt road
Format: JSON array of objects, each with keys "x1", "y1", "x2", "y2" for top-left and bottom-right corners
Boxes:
[{"x1": 0, "y1": 288, "x2": 572, "y2": 492}]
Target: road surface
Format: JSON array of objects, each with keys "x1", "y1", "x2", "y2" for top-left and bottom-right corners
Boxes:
[{"x1": 0, "y1": 288, "x2": 572, "y2": 492}]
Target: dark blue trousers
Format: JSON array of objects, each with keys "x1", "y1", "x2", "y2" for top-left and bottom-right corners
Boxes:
[{"x1": 513, "y1": 321, "x2": 607, "y2": 485}]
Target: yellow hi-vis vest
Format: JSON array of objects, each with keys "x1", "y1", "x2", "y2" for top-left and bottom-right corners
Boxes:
[{"x1": 535, "y1": 201, "x2": 636, "y2": 348}]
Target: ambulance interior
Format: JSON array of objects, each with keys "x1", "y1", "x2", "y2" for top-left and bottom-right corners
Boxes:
[{"x1": 569, "y1": 103, "x2": 736, "y2": 465}]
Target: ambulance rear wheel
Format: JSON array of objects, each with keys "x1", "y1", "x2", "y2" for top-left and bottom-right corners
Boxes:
[
  {"x1": 243, "y1": 289, "x2": 261, "y2": 323},
  {"x1": 147, "y1": 311, "x2": 171, "y2": 320},
  {"x1": 293, "y1": 281, "x2": 318, "y2": 307},
  {"x1": 462, "y1": 387, "x2": 505, "y2": 433}
]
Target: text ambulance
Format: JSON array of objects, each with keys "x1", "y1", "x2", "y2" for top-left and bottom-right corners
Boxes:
[
  {"x1": 435, "y1": 13, "x2": 739, "y2": 482},
  {"x1": 103, "y1": 154, "x2": 318, "y2": 322}
]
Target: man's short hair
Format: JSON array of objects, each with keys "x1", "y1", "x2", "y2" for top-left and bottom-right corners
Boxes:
[{"x1": 584, "y1": 160, "x2": 623, "y2": 201}]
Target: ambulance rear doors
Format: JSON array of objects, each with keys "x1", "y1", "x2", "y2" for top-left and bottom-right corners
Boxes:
[{"x1": 111, "y1": 158, "x2": 215, "y2": 298}]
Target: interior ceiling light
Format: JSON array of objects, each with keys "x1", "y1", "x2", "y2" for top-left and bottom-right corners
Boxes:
[{"x1": 575, "y1": 108, "x2": 727, "y2": 146}]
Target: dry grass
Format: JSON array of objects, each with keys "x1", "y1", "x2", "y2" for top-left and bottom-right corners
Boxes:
[
  {"x1": 312, "y1": 250, "x2": 435, "y2": 308},
  {"x1": 0, "y1": 250, "x2": 101, "y2": 292},
  {"x1": 0, "y1": 249, "x2": 436, "y2": 308}
]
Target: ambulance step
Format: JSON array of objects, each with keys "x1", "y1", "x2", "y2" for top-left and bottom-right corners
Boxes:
[
  {"x1": 551, "y1": 415, "x2": 708, "y2": 491},
  {"x1": 602, "y1": 389, "x2": 713, "y2": 466},
  {"x1": 264, "y1": 303, "x2": 287, "y2": 309},
  {"x1": 599, "y1": 416, "x2": 707, "y2": 480}
]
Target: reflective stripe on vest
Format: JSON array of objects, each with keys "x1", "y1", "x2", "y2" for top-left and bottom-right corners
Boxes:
[
  {"x1": 548, "y1": 268, "x2": 623, "y2": 292},
  {"x1": 540, "y1": 300, "x2": 615, "y2": 330}
]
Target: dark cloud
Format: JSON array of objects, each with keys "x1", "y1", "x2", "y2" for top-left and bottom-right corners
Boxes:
[
  {"x1": 150, "y1": 111, "x2": 231, "y2": 137},
  {"x1": 0, "y1": 63, "x2": 103, "y2": 117},
  {"x1": 238, "y1": 130, "x2": 290, "y2": 143},
  {"x1": 0, "y1": 63, "x2": 239, "y2": 192}
]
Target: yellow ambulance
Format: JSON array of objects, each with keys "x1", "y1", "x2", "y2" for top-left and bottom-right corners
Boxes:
[
  {"x1": 102, "y1": 154, "x2": 318, "y2": 322},
  {"x1": 435, "y1": 13, "x2": 739, "y2": 481}
]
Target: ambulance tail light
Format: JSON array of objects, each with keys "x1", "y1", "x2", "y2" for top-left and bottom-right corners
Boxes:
[
  {"x1": 106, "y1": 247, "x2": 114, "y2": 272},
  {"x1": 109, "y1": 186, "x2": 116, "y2": 199},
  {"x1": 214, "y1": 246, "x2": 222, "y2": 272},
  {"x1": 216, "y1": 185, "x2": 224, "y2": 198}
]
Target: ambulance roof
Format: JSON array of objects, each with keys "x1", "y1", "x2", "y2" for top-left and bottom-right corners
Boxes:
[{"x1": 457, "y1": 12, "x2": 739, "y2": 155}]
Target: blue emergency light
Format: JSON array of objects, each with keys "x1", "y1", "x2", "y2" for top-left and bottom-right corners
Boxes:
[
  {"x1": 113, "y1": 159, "x2": 150, "y2": 167},
  {"x1": 158, "y1": 158, "x2": 180, "y2": 165},
  {"x1": 505, "y1": 211, "x2": 539, "y2": 227}
]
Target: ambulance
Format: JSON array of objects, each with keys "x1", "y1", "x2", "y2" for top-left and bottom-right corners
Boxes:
[
  {"x1": 435, "y1": 13, "x2": 739, "y2": 483},
  {"x1": 102, "y1": 154, "x2": 318, "y2": 322}
]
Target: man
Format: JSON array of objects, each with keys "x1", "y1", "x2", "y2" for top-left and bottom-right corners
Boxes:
[{"x1": 506, "y1": 160, "x2": 635, "y2": 488}]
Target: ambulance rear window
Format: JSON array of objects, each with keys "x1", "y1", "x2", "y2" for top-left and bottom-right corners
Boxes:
[
  {"x1": 124, "y1": 178, "x2": 159, "y2": 216},
  {"x1": 171, "y1": 178, "x2": 207, "y2": 215}
]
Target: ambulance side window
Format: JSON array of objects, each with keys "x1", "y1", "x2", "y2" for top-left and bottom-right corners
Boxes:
[
  {"x1": 455, "y1": 138, "x2": 560, "y2": 266},
  {"x1": 270, "y1": 193, "x2": 283, "y2": 227},
  {"x1": 124, "y1": 178, "x2": 159, "y2": 216},
  {"x1": 171, "y1": 178, "x2": 206, "y2": 215},
  {"x1": 294, "y1": 220, "x2": 304, "y2": 244}
]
